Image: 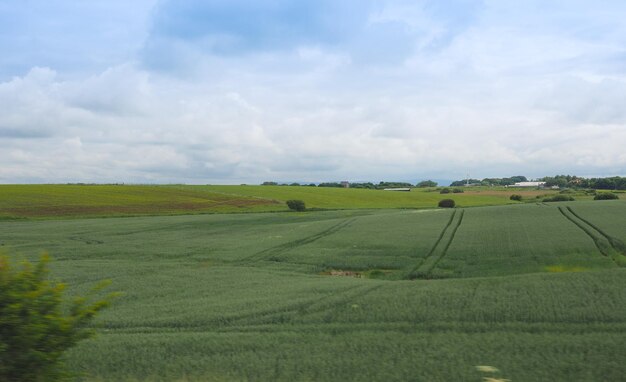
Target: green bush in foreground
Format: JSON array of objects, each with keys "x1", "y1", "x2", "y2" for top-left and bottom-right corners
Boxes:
[
  {"x1": 543, "y1": 195, "x2": 574, "y2": 202},
  {"x1": 438, "y1": 199, "x2": 456, "y2": 208},
  {"x1": 286, "y1": 199, "x2": 306, "y2": 211},
  {"x1": 0, "y1": 254, "x2": 114, "y2": 382},
  {"x1": 510, "y1": 194, "x2": 522, "y2": 201},
  {"x1": 594, "y1": 192, "x2": 619, "y2": 200}
]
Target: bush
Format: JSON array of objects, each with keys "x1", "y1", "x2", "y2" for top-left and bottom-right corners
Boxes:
[
  {"x1": 286, "y1": 200, "x2": 306, "y2": 211},
  {"x1": 510, "y1": 194, "x2": 522, "y2": 201},
  {"x1": 438, "y1": 199, "x2": 456, "y2": 208},
  {"x1": 594, "y1": 192, "x2": 619, "y2": 200},
  {"x1": 0, "y1": 254, "x2": 115, "y2": 381},
  {"x1": 439, "y1": 188, "x2": 451, "y2": 194},
  {"x1": 452, "y1": 188, "x2": 464, "y2": 193},
  {"x1": 543, "y1": 195, "x2": 574, "y2": 202}
]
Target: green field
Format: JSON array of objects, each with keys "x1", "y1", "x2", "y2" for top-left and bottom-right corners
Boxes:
[
  {"x1": 1, "y1": 195, "x2": 625, "y2": 381},
  {"x1": 0, "y1": 184, "x2": 556, "y2": 219}
]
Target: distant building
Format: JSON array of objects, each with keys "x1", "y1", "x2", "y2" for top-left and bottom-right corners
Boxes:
[
  {"x1": 383, "y1": 188, "x2": 411, "y2": 192},
  {"x1": 341, "y1": 181, "x2": 350, "y2": 188},
  {"x1": 508, "y1": 182, "x2": 546, "y2": 188}
]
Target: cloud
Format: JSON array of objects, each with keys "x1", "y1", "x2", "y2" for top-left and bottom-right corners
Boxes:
[{"x1": 1, "y1": 1, "x2": 626, "y2": 183}]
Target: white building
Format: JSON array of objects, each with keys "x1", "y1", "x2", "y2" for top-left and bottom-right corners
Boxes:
[{"x1": 509, "y1": 182, "x2": 546, "y2": 187}]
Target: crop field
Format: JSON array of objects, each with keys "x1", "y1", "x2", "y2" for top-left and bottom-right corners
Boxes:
[
  {"x1": 0, "y1": 184, "x2": 557, "y2": 219},
  {"x1": 1, "y1": 197, "x2": 625, "y2": 381}
]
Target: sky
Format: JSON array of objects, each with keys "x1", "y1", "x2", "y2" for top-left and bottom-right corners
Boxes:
[{"x1": 1, "y1": 0, "x2": 625, "y2": 184}]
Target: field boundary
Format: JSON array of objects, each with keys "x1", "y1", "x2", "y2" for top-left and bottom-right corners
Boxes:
[{"x1": 408, "y1": 209, "x2": 465, "y2": 279}]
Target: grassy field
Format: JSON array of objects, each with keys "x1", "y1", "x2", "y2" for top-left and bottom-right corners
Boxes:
[
  {"x1": 0, "y1": 184, "x2": 285, "y2": 219},
  {"x1": 1, "y1": 198, "x2": 625, "y2": 381},
  {"x1": 0, "y1": 184, "x2": 558, "y2": 219}
]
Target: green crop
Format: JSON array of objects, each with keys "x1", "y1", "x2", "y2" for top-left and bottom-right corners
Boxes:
[{"x1": 0, "y1": 199, "x2": 625, "y2": 381}]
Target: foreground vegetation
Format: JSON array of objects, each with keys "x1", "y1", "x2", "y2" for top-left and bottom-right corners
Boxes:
[{"x1": 1, "y1": 199, "x2": 625, "y2": 381}]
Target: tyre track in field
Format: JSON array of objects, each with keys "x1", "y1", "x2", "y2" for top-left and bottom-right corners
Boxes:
[
  {"x1": 408, "y1": 209, "x2": 465, "y2": 279},
  {"x1": 557, "y1": 207, "x2": 625, "y2": 266},
  {"x1": 238, "y1": 218, "x2": 355, "y2": 263},
  {"x1": 222, "y1": 284, "x2": 383, "y2": 326},
  {"x1": 566, "y1": 207, "x2": 626, "y2": 254}
]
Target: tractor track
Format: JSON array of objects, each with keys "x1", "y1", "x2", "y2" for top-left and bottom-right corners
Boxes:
[
  {"x1": 221, "y1": 284, "x2": 383, "y2": 326},
  {"x1": 238, "y1": 218, "x2": 355, "y2": 263},
  {"x1": 409, "y1": 209, "x2": 464, "y2": 279},
  {"x1": 566, "y1": 207, "x2": 626, "y2": 253},
  {"x1": 558, "y1": 206, "x2": 624, "y2": 266}
]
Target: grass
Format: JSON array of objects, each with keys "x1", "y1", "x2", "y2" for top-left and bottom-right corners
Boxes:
[{"x1": 0, "y1": 196, "x2": 625, "y2": 381}]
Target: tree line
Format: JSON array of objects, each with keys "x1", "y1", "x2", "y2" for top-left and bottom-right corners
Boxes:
[
  {"x1": 539, "y1": 175, "x2": 626, "y2": 190},
  {"x1": 262, "y1": 181, "x2": 437, "y2": 189},
  {"x1": 263, "y1": 175, "x2": 626, "y2": 190}
]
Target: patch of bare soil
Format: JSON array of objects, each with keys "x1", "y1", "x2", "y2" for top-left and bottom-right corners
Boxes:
[{"x1": 323, "y1": 270, "x2": 362, "y2": 278}]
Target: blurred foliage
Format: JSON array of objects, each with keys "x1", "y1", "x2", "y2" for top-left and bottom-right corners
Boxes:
[{"x1": 0, "y1": 254, "x2": 116, "y2": 381}]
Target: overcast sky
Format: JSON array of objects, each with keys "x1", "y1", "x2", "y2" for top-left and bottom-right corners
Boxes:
[{"x1": 1, "y1": 0, "x2": 625, "y2": 184}]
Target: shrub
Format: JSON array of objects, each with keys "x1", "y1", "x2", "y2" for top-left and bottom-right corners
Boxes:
[
  {"x1": 438, "y1": 199, "x2": 456, "y2": 208},
  {"x1": 0, "y1": 254, "x2": 115, "y2": 381},
  {"x1": 440, "y1": 188, "x2": 451, "y2": 194},
  {"x1": 543, "y1": 195, "x2": 574, "y2": 202},
  {"x1": 452, "y1": 188, "x2": 464, "y2": 193},
  {"x1": 510, "y1": 194, "x2": 522, "y2": 201},
  {"x1": 594, "y1": 192, "x2": 619, "y2": 200},
  {"x1": 286, "y1": 200, "x2": 306, "y2": 211}
]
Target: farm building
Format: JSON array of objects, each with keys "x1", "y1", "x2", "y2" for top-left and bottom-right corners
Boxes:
[
  {"x1": 508, "y1": 182, "x2": 546, "y2": 187},
  {"x1": 383, "y1": 188, "x2": 411, "y2": 191}
]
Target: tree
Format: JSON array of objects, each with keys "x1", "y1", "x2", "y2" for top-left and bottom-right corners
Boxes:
[
  {"x1": 416, "y1": 180, "x2": 437, "y2": 188},
  {"x1": 0, "y1": 254, "x2": 115, "y2": 381},
  {"x1": 286, "y1": 200, "x2": 306, "y2": 211},
  {"x1": 510, "y1": 194, "x2": 522, "y2": 201}
]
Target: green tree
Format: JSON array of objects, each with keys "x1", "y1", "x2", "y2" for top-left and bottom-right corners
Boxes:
[
  {"x1": 416, "y1": 180, "x2": 437, "y2": 187},
  {"x1": 0, "y1": 254, "x2": 116, "y2": 381}
]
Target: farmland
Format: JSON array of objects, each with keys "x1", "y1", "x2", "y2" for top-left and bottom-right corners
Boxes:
[
  {"x1": 1, "y1": 188, "x2": 625, "y2": 381},
  {"x1": 0, "y1": 184, "x2": 557, "y2": 219}
]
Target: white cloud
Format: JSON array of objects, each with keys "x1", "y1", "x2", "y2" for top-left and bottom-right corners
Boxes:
[{"x1": 2, "y1": 1, "x2": 626, "y2": 183}]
